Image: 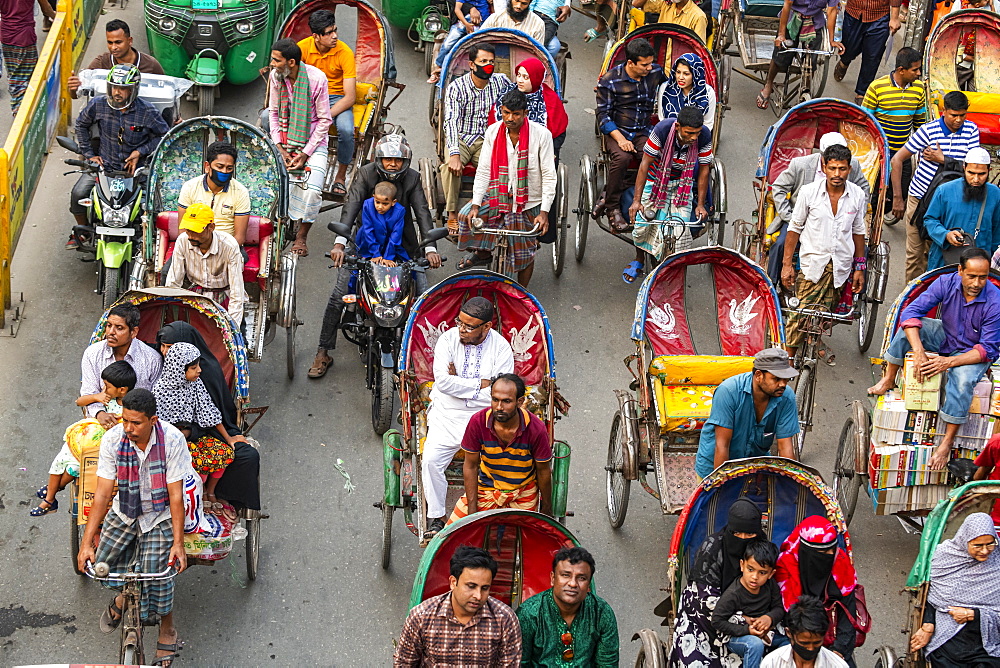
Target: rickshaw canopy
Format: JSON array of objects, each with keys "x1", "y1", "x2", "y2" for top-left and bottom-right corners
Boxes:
[
  {"x1": 438, "y1": 28, "x2": 560, "y2": 95},
  {"x1": 755, "y1": 98, "x2": 890, "y2": 189},
  {"x1": 632, "y1": 248, "x2": 785, "y2": 355},
  {"x1": 408, "y1": 509, "x2": 580, "y2": 609},
  {"x1": 399, "y1": 271, "x2": 556, "y2": 388},
  {"x1": 601, "y1": 24, "x2": 718, "y2": 90},
  {"x1": 92, "y1": 288, "x2": 250, "y2": 403}
]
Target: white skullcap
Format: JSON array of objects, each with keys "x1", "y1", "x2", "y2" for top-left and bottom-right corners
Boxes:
[
  {"x1": 965, "y1": 147, "x2": 992, "y2": 166},
  {"x1": 820, "y1": 132, "x2": 848, "y2": 152}
]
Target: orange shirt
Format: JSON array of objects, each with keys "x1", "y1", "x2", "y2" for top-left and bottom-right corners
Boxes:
[{"x1": 296, "y1": 37, "x2": 356, "y2": 97}]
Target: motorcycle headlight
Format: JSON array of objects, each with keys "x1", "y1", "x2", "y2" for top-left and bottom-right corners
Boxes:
[
  {"x1": 424, "y1": 14, "x2": 442, "y2": 32},
  {"x1": 373, "y1": 303, "x2": 404, "y2": 324},
  {"x1": 104, "y1": 206, "x2": 130, "y2": 228},
  {"x1": 159, "y1": 17, "x2": 177, "y2": 32},
  {"x1": 235, "y1": 20, "x2": 253, "y2": 34}
]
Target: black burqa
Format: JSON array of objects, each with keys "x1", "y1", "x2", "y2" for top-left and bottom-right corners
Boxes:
[
  {"x1": 157, "y1": 322, "x2": 261, "y2": 510},
  {"x1": 720, "y1": 497, "x2": 764, "y2": 591}
]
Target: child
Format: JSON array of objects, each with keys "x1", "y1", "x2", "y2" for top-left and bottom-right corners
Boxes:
[
  {"x1": 30, "y1": 360, "x2": 136, "y2": 516},
  {"x1": 712, "y1": 539, "x2": 787, "y2": 668},
  {"x1": 153, "y1": 342, "x2": 237, "y2": 509},
  {"x1": 356, "y1": 181, "x2": 409, "y2": 267}
]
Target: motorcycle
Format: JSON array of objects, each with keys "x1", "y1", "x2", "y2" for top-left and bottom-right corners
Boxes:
[
  {"x1": 58, "y1": 136, "x2": 145, "y2": 310},
  {"x1": 328, "y1": 222, "x2": 449, "y2": 435}
]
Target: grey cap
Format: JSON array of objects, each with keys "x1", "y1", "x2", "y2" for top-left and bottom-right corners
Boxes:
[{"x1": 753, "y1": 348, "x2": 799, "y2": 379}]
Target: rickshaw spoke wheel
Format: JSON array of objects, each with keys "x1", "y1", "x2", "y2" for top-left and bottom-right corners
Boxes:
[
  {"x1": 606, "y1": 412, "x2": 631, "y2": 528},
  {"x1": 634, "y1": 628, "x2": 666, "y2": 667},
  {"x1": 70, "y1": 514, "x2": 83, "y2": 576},
  {"x1": 834, "y1": 416, "x2": 862, "y2": 525},
  {"x1": 793, "y1": 364, "x2": 813, "y2": 459},
  {"x1": 245, "y1": 517, "x2": 260, "y2": 581},
  {"x1": 857, "y1": 296, "x2": 879, "y2": 353},
  {"x1": 381, "y1": 503, "x2": 394, "y2": 569}
]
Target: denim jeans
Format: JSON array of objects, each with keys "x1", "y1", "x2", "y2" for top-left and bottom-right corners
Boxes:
[
  {"x1": 545, "y1": 35, "x2": 561, "y2": 58},
  {"x1": 435, "y1": 22, "x2": 469, "y2": 68},
  {"x1": 884, "y1": 318, "x2": 992, "y2": 423},
  {"x1": 839, "y1": 12, "x2": 891, "y2": 97},
  {"x1": 328, "y1": 94, "x2": 356, "y2": 166},
  {"x1": 727, "y1": 632, "x2": 788, "y2": 668}
]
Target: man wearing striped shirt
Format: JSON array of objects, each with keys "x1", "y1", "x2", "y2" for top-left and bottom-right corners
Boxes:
[
  {"x1": 862, "y1": 48, "x2": 925, "y2": 223},
  {"x1": 891, "y1": 90, "x2": 980, "y2": 280},
  {"x1": 439, "y1": 43, "x2": 513, "y2": 230}
]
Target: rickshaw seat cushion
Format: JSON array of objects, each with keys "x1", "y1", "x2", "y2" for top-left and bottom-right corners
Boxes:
[
  {"x1": 648, "y1": 354, "x2": 755, "y2": 385},
  {"x1": 155, "y1": 212, "x2": 271, "y2": 285}
]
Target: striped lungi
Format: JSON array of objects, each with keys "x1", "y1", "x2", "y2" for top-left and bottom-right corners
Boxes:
[
  {"x1": 1, "y1": 43, "x2": 36, "y2": 114},
  {"x1": 457, "y1": 203, "x2": 540, "y2": 274},
  {"x1": 287, "y1": 146, "x2": 327, "y2": 223},
  {"x1": 785, "y1": 261, "x2": 846, "y2": 349},
  {"x1": 447, "y1": 479, "x2": 539, "y2": 525},
  {"x1": 94, "y1": 512, "x2": 176, "y2": 621}
]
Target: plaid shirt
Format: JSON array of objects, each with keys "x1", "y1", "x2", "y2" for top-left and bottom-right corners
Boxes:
[
  {"x1": 394, "y1": 592, "x2": 522, "y2": 667},
  {"x1": 596, "y1": 62, "x2": 667, "y2": 139},
  {"x1": 845, "y1": 0, "x2": 898, "y2": 23},
  {"x1": 443, "y1": 72, "x2": 513, "y2": 156},
  {"x1": 75, "y1": 96, "x2": 169, "y2": 172}
]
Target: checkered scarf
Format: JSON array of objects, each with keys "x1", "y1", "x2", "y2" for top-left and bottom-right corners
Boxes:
[
  {"x1": 486, "y1": 121, "x2": 530, "y2": 218},
  {"x1": 649, "y1": 121, "x2": 698, "y2": 210},
  {"x1": 116, "y1": 421, "x2": 168, "y2": 519},
  {"x1": 277, "y1": 70, "x2": 313, "y2": 153}
]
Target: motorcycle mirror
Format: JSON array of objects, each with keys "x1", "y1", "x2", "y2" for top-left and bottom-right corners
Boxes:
[
  {"x1": 328, "y1": 221, "x2": 352, "y2": 237},
  {"x1": 56, "y1": 136, "x2": 81, "y2": 154},
  {"x1": 421, "y1": 227, "x2": 450, "y2": 245}
]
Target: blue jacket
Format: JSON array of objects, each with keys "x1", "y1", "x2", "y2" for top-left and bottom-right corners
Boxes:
[{"x1": 924, "y1": 179, "x2": 1000, "y2": 271}]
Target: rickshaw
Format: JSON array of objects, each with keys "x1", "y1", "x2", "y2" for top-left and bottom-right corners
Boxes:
[
  {"x1": 141, "y1": 115, "x2": 301, "y2": 379},
  {"x1": 379, "y1": 271, "x2": 571, "y2": 569},
  {"x1": 870, "y1": 480, "x2": 1000, "y2": 668},
  {"x1": 833, "y1": 266, "x2": 1000, "y2": 527},
  {"x1": 70, "y1": 288, "x2": 266, "y2": 582},
  {"x1": 735, "y1": 97, "x2": 891, "y2": 354},
  {"x1": 275, "y1": 0, "x2": 406, "y2": 204},
  {"x1": 605, "y1": 247, "x2": 786, "y2": 528},
  {"x1": 901, "y1": 0, "x2": 998, "y2": 51},
  {"x1": 718, "y1": 0, "x2": 835, "y2": 111},
  {"x1": 632, "y1": 457, "x2": 852, "y2": 665},
  {"x1": 420, "y1": 28, "x2": 571, "y2": 278},
  {"x1": 923, "y1": 9, "x2": 1000, "y2": 175},
  {"x1": 408, "y1": 509, "x2": 579, "y2": 610},
  {"x1": 144, "y1": 0, "x2": 291, "y2": 115},
  {"x1": 575, "y1": 25, "x2": 729, "y2": 268}
]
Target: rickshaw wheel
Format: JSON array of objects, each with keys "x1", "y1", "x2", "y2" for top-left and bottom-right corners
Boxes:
[
  {"x1": 198, "y1": 85, "x2": 214, "y2": 116},
  {"x1": 857, "y1": 296, "x2": 879, "y2": 353},
  {"x1": 372, "y1": 367, "x2": 395, "y2": 436},
  {"x1": 834, "y1": 416, "x2": 862, "y2": 525},
  {"x1": 633, "y1": 628, "x2": 666, "y2": 667},
  {"x1": 70, "y1": 516, "x2": 83, "y2": 576},
  {"x1": 792, "y1": 364, "x2": 813, "y2": 458},
  {"x1": 245, "y1": 517, "x2": 260, "y2": 581},
  {"x1": 575, "y1": 155, "x2": 595, "y2": 263},
  {"x1": 873, "y1": 646, "x2": 899, "y2": 668},
  {"x1": 551, "y1": 163, "x2": 568, "y2": 277},
  {"x1": 607, "y1": 412, "x2": 631, "y2": 528},
  {"x1": 381, "y1": 503, "x2": 394, "y2": 569},
  {"x1": 286, "y1": 322, "x2": 297, "y2": 380},
  {"x1": 427, "y1": 84, "x2": 439, "y2": 129}
]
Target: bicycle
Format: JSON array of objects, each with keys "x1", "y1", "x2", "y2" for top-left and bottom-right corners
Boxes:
[
  {"x1": 469, "y1": 216, "x2": 543, "y2": 280},
  {"x1": 782, "y1": 298, "x2": 858, "y2": 458},
  {"x1": 86, "y1": 559, "x2": 180, "y2": 666}
]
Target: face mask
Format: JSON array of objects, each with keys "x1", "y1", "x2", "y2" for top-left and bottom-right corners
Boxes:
[
  {"x1": 210, "y1": 169, "x2": 232, "y2": 186},
  {"x1": 791, "y1": 641, "x2": 822, "y2": 662},
  {"x1": 473, "y1": 63, "x2": 494, "y2": 80}
]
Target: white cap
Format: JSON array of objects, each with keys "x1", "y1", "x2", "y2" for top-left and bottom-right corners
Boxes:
[
  {"x1": 965, "y1": 147, "x2": 992, "y2": 166},
  {"x1": 820, "y1": 132, "x2": 848, "y2": 152}
]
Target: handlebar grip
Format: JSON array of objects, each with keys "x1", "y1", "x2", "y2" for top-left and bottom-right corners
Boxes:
[{"x1": 64, "y1": 158, "x2": 90, "y2": 168}]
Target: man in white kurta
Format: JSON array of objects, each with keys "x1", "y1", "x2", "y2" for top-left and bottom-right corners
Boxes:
[{"x1": 422, "y1": 297, "x2": 514, "y2": 539}]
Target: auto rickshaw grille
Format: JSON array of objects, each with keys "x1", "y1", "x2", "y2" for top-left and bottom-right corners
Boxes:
[
  {"x1": 219, "y1": 4, "x2": 269, "y2": 42},
  {"x1": 144, "y1": 3, "x2": 192, "y2": 46}
]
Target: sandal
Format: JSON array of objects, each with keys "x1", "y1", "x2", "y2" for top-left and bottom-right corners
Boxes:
[
  {"x1": 456, "y1": 252, "x2": 491, "y2": 270},
  {"x1": 622, "y1": 260, "x2": 644, "y2": 284},
  {"x1": 584, "y1": 27, "x2": 608, "y2": 42},
  {"x1": 756, "y1": 91, "x2": 770, "y2": 110},
  {"x1": 426, "y1": 71, "x2": 441, "y2": 84},
  {"x1": 308, "y1": 353, "x2": 333, "y2": 379},
  {"x1": 290, "y1": 238, "x2": 309, "y2": 257},
  {"x1": 100, "y1": 597, "x2": 123, "y2": 634},
  {"x1": 155, "y1": 639, "x2": 183, "y2": 667},
  {"x1": 36, "y1": 484, "x2": 48, "y2": 500},
  {"x1": 833, "y1": 61, "x2": 848, "y2": 82},
  {"x1": 332, "y1": 181, "x2": 347, "y2": 197},
  {"x1": 817, "y1": 341, "x2": 837, "y2": 367},
  {"x1": 29, "y1": 498, "x2": 57, "y2": 516}
]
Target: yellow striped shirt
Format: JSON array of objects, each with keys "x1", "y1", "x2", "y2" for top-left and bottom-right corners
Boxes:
[{"x1": 862, "y1": 74, "x2": 927, "y2": 152}]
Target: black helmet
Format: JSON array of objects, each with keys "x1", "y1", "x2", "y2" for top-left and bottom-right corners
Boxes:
[
  {"x1": 106, "y1": 64, "x2": 141, "y2": 110},
  {"x1": 374, "y1": 134, "x2": 412, "y2": 181}
]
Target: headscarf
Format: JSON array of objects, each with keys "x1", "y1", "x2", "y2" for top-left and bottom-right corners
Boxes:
[
  {"x1": 776, "y1": 515, "x2": 858, "y2": 610},
  {"x1": 659, "y1": 53, "x2": 711, "y2": 121},
  {"x1": 156, "y1": 322, "x2": 241, "y2": 437},
  {"x1": 490, "y1": 59, "x2": 569, "y2": 138},
  {"x1": 153, "y1": 342, "x2": 224, "y2": 429},
  {"x1": 926, "y1": 512, "x2": 1000, "y2": 656},
  {"x1": 721, "y1": 498, "x2": 764, "y2": 591}
]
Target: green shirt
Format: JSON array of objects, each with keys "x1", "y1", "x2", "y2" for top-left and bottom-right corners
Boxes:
[{"x1": 516, "y1": 589, "x2": 619, "y2": 667}]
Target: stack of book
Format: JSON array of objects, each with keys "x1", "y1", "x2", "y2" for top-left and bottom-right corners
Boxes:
[{"x1": 871, "y1": 485, "x2": 954, "y2": 515}]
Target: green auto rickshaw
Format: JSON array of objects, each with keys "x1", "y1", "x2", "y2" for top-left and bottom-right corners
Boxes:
[{"x1": 145, "y1": 0, "x2": 292, "y2": 114}]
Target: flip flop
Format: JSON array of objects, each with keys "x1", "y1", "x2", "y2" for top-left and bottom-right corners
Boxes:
[
  {"x1": 290, "y1": 239, "x2": 309, "y2": 257},
  {"x1": 426, "y1": 72, "x2": 441, "y2": 84},
  {"x1": 456, "y1": 252, "x2": 491, "y2": 270},
  {"x1": 833, "y1": 61, "x2": 848, "y2": 82},
  {"x1": 332, "y1": 181, "x2": 347, "y2": 197},
  {"x1": 622, "y1": 260, "x2": 643, "y2": 284},
  {"x1": 756, "y1": 91, "x2": 770, "y2": 110},
  {"x1": 584, "y1": 27, "x2": 607, "y2": 42},
  {"x1": 817, "y1": 341, "x2": 837, "y2": 367},
  {"x1": 100, "y1": 598, "x2": 123, "y2": 634}
]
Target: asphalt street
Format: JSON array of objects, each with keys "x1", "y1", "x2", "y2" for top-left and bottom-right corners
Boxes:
[{"x1": 0, "y1": 3, "x2": 928, "y2": 666}]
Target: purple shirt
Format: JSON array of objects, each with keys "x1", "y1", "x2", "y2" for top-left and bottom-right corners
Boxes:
[
  {"x1": 268, "y1": 63, "x2": 332, "y2": 158},
  {"x1": 900, "y1": 272, "x2": 1000, "y2": 363},
  {"x1": 0, "y1": 0, "x2": 36, "y2": 47}
]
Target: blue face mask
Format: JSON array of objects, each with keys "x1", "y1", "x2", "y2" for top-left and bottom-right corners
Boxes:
[{"x1": 210, "y1": 169, "x2": 232, "y2": 186}]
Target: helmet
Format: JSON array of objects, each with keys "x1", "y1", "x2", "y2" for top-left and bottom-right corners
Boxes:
[
  {"x1": 106, "y1": 64, "x2": 141, "y2": 110},
  {"x1": 374, "y1": 134, "x2": 412, "y2": 181}
]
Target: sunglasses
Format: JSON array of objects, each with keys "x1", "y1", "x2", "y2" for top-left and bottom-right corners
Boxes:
[
  {"x1": 118, "y1": 126, "x2": 124, "y2": 145},
  {"x1": 561, "y1": 631, "x2": 573, "y2": 661}
]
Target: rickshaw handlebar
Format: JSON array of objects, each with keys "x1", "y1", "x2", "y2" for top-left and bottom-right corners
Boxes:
[
  {"x1": 85, "y1": 560, "x2": 177, "y2": 581},
  {"x1": 783, "y1": 304, "x2": 858, "y2": 324},
  {"x1": 470, "y1": 217, "x2": 543, "y2": 237}
]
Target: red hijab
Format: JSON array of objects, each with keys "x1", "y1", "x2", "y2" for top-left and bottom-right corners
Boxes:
[
  {"x1": 775, "y1": 515, "x2": 858, "y2": 609},
  {"x1": 490, "y1": 57, "x2": 568, "y2": 138}
]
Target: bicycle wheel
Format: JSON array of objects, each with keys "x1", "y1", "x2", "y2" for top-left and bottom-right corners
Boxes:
[
  {"x1": 551, "y1": 163, "x2": 567, "y2": 277},
  {"x1": 246, "y1": 516, "x2": 260, "y2": 581},
  {"x1": 575, "y1": 155, "x2": 595, "y2": 263},
  {"x1": 634, "y1": 628, "x2": 666, "y2": 667},
  {"x1": 793, "y1": 363, "x2": 814, "y2": 458},
  {"x1": 834, "y1": 414, "x2": 863, "y2": 525},
  {"x1": 606, "y1": 412, "x2": 631, "y2": 528},
  {"x1": 857, "y1": 295, "x2": 880, "y2": 354},
  {"x1": 381, "y1": 503, "x2": 394, "y2": 570}
]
